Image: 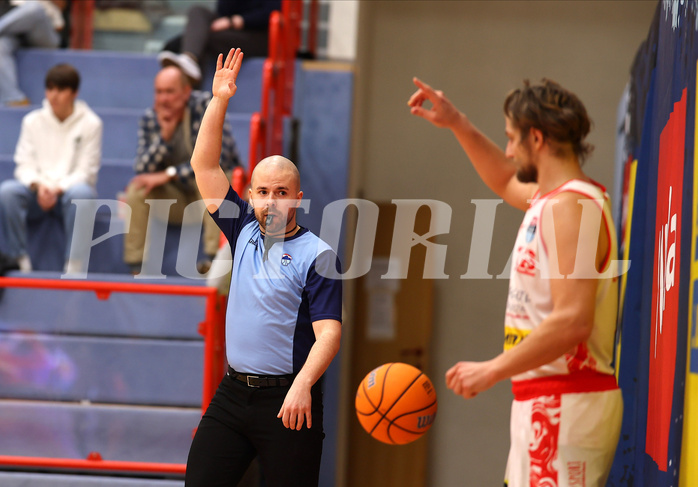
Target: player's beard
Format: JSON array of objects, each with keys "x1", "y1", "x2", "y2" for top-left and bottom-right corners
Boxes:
[
  {"x1": 516, "y1": 163, "x2": 538, "y2": 184},
  {"x1": 515, "y1": 141, "x2": 538, "y2": 183}
]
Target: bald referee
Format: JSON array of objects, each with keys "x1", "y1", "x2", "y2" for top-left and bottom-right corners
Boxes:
[{"x1": 184, "y1": 48, "x2": 342, "y2": 487}]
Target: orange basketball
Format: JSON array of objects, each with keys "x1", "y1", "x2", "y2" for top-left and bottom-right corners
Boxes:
[{"x1": 355, "y1": 362, "x2": 437, "y2": 445}]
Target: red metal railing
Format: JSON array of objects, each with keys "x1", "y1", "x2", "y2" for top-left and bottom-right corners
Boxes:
[
  {"x1": 245, "y1": 0, "x2": 318, "y2": 183},
  {"x1": 69, "y1": 0, "x2": 95, "y2": 49},
  {"x1": 0, "y1": 276, "x2": 226, "y2": 476}
]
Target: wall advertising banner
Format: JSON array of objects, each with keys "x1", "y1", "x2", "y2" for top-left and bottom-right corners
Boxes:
[
  {"x1": 646, "y1": 88, "x2": 686, "y2": 472},
  {"x1": 610, "y1": 2, "x2": 698, "y2": 485}
]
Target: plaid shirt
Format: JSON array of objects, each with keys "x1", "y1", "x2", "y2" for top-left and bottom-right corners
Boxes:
[{"x1": 134, "y1": 90, "x2": 240, "y2": 186}]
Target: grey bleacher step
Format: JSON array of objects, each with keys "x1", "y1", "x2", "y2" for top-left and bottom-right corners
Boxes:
[
  {"x1": 15, "y1": 48, "x2": 264, "y2": 113},
  {"x1": 0, "y1": 330, "x2": 203, "y2": 407},
  {"x1": 0, "y1": 108, "x2": 253, "y2": 167},
  {"x1": 0, "y1": 472, "x2": 183, "y2": 487},
  {"x1": 0, "y1": 273, "x2": 210, "y2": 339},
  {"x1": 0, "y1": 399, "x2": 199, "y2": 464}
]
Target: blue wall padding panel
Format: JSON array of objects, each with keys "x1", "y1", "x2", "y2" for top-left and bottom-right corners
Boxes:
[
  {"x1": 292, "y1": 65, "x2": 353, "y2": 247},
  {"x1": 0, "y1": 400, "x2": 200, "y2": 463},
  {"x1": 0, "y1": 472, "x2": 183, "y2": 487},
  {"x1": 291, "y1": 64, "x2": 354, "y2": 487},
  {"x1": 0, "y1": 331, "x2": 203, "y2": 406},
  {"x1": 0, "y1": 279, "x2": 207, "y2": 339}
]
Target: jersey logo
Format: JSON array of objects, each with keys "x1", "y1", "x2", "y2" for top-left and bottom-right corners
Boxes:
[
  {"x1": 515, "y1": 246, "x2": 537, "y2": 276},
  {"x1": 281, "y1": 254, "x2": 292, "y2": 266},
  {"x1": 504, "y1": 326, "x2": 530, "y2": 351},
  {"x1": 248, "y1": 238, "x2": 258, "y2": 249},
  {"x1": 525, "y1": 217, "x2": 538, "y2": 243}
]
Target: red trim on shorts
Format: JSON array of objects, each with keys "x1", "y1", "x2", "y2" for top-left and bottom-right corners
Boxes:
[{"x1": 511, "y1": 370, "x2": 618, "y2": 401}]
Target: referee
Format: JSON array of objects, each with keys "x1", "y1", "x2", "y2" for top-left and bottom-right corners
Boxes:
[{"x1": 185, "y1": 48, "x2": 342, "y2": 487}]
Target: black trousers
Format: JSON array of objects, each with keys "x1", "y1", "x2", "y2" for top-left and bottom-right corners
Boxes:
[
  {"x1": 163, "y1": 6, "x2": 270, "y2": 61},
  {"x1": 185, "y1": 372, "x2": 325, "y2": 487}
]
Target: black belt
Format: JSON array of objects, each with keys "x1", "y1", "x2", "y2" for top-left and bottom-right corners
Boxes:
[{"x1": 227, "y1": 366, "x2": 293, "y2": 388}]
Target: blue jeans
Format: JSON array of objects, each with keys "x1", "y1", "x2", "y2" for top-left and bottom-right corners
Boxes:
[
  {"x1": 0, "y1": 179, "x2": 96, "y2": 262},
  {"x1": 0, "y1": 1, "x2": 60, "y2": 103}
]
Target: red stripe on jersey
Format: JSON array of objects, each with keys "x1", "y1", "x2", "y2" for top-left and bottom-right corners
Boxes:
[{"x1": 512, "y1": 370, "x2": 618, "y2": 401}]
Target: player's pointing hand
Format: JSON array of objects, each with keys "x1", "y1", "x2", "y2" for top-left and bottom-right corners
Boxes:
[{"x1": 408, "y1": 77, "x2": 463, "y2": 129}]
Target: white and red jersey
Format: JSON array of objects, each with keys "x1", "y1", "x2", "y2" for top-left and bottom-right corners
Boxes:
[{"x1": 505, "y1": 179, "x2": 619, "y2": 385}]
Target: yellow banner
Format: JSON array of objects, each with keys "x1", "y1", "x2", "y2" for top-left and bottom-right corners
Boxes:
[
  {"x1": 616, "y1": 159, "x2": 637, "y2": 379},
  {"x1": 679, "y1": 60, "x2": 698, "y2": 487}
]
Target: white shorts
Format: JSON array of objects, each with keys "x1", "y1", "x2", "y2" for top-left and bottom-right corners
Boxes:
[{"x1": 504, "y1": 388, "x2": 623, "y2": 487}]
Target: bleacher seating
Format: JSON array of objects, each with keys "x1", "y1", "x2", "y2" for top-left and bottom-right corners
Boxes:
[
  {"x1": 0, "y1": 271, "x2": 214, "y2": 485},
  {"x1": 0, "y1": 49, "x2": 263, "y2": 274},
  {"x1": 0, "y1": 46, "x2": 263, "y2": 485},
  {"x1": 0, "y1": 36, "x2": 354, "y2": 486}
]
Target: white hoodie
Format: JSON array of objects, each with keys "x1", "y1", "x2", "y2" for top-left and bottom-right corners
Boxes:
[{"x1": 14, "y1": 99, "x2": 103, "y2": 191}]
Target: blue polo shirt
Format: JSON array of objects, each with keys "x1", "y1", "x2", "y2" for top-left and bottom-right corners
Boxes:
[{"x1": 210, "y1": 186, "x2": 342, "y2": 375}]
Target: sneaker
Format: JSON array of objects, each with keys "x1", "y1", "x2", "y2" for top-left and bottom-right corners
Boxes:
[
  {"x1": 157, "y1": 51, "x2": 202, "y2": 83},
  {"x1": 6, "y1": 97, "x2": 30, "y2": 107},
  {"x1": 17, "y1": 254, "x2": 32, "y2": 272}
]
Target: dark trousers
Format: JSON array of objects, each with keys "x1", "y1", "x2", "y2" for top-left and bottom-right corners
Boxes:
[
  {"x1": 185, "y1": 372, "x2": 325, "y2": 487},
  {"x1": 163, "y1": 6, "x2": 270, "y2": 61}
]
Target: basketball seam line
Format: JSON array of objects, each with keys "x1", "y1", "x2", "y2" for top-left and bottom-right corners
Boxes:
[{"x1": 368, "y1": 370, "x2": 424, "y2": 437}]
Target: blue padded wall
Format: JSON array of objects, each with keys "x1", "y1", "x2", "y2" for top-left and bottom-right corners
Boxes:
[{"x1": 291, "y1": 63, "x2": 354, "y2": 487}]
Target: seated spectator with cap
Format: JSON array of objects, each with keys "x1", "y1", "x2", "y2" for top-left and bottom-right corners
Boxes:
[
  {"x1": 158, "y1": 0, "x2": 280, "y2": 85},
  {"x1": 122, "y1": 63, "x2": 240, "y2": 275},
  {"x1": 0, "y1": 63, "x2": 102, "y2": 274}
]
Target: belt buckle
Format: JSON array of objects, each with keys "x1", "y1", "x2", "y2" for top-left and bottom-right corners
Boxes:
[{"x1": 246, "y1": 375, "x2": 261, "y2": 388}]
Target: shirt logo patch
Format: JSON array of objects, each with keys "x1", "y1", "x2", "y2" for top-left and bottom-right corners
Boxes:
[
  {"x1": 515, "y1": 246, "x2": 537, "y2": 277},
  {"x1": 248, "y1": 238, "x2": 258, "y2": 249},
  {"x1": 281, "y1": 254, "x2": 292, "y2": 266},
  {"x1": 526, "y1": 216, "x2": 537, "y2": 243}
]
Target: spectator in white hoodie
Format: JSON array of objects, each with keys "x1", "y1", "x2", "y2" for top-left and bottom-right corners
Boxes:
[{"x1": 0, "y1": 63, "x2": 102, "y2": 274}]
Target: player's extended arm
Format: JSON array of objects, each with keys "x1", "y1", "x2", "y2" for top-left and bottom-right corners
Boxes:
[
  {"x1": 191, "y1": 48, "x2": 244, "y2": 212},
  {"x1": 408, "y1": 77, "x2": 535, "y2": 211},
  {"x1": 277, "y1": 319, "x2": 341, "y2": 430},
  {"x1": 446, "y1": 193, "x2": 607, "y2": 398}
]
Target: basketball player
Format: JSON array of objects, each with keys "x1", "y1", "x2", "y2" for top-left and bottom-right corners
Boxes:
[
  {"x1": 184, "y1": 48, "x2": 342, "y2": 486},
  {"x1": 408, "y1": 77, "x2": 622, "y2": 487}
]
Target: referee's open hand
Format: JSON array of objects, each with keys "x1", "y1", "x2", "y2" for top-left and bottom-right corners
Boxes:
[
  {"x1": 212, "y1": 48, "x2": 243, "y2": 101},
  {"x1": 278, "y1": 382, "x2": 312, "y2": 430}
]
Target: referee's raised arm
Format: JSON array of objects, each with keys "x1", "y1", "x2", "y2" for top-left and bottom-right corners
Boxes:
[{"x1": 191, "y1": 48, "x2": 244, "y2": 213}]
